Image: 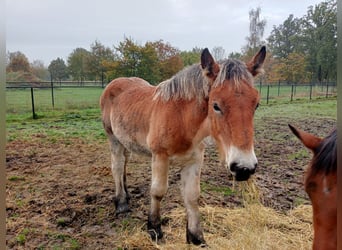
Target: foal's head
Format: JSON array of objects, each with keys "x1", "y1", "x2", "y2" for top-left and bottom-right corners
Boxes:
[
  {"x1": 289, "y1": 125, "x2": 337, "y2": 250},
  {"x1": 202, "y1": 47, "x2": 266, "y2": 181}
]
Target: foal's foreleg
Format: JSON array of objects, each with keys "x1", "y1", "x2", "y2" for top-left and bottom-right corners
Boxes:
[
  {"x1": 148, "y1": 154, "x2": 169, "y2": 241},
  {"x1": 109, "y1": 137, "x2": 130, "y2": 214},
  {"x1": 181, "y1": 146, "x2": 206, "y2": 246}
]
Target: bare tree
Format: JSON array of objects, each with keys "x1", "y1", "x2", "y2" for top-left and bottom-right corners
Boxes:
[
  {"x1": 243, "y1": 7, "x2": 267, "y2": 56},
  {"x1": 212, "y1": 46, "x2": 226, "y2": 61}
]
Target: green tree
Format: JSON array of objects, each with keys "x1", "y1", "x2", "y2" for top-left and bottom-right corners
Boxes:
[
  {"x1": 228, "y1": 52, "x2": 242, "y2": 60},
  {"x1": 111, "y1": 37, "x2": 160, "y2": 83},
  {"x1": 137, "y1": 42, "x2": 160, "y2": 83},
  {"x1": 114, "y1": 37, "x2": 141, "y2": 78},
  {"x1": 301, "y1": 0, "x2": 337, "y2": 82},
  {"x1": 267, "y1": 14, "x2": 302, "y2": 58},
  {"x1": 67, "y1": 48, "x2": 91, "y2": 83},
  {"x1": 180, "y1": 47, "x2": 202, "y2": 66},
  {"x1": 6, "y1": 51, "x2": 30, "y2": 72},
  {"x1": 86, "y1": 40, "x2": 115, "y2": 81},
  {"x1": 30, "y1": 60, "x2": 49, "y2": 80},
  {"x1": 265, "y1": 0, "x2": 336, "y2": 83},
  {"x1": 110, "y1": 38, "x2": 183, "y2": 84},
  {"x1": 148, "y1": 40, "x2": 183, "y2": 81},
  {"x1": 48, "y1": 58, "x2": 68, "y2": 82},
  {"x1": 274, "y1": 52, "x2": 309, "y2": 83}
]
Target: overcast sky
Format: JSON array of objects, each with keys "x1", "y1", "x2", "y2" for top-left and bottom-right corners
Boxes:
[{"x1": 6, "y1": 0, "x2": 323, "y2": 66}]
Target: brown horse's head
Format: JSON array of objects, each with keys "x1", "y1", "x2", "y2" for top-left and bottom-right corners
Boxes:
[
  {"x1": 289, "y1": 125, "x2": 337, "y2": 250},
  {"x1": 201, "y1": 47, "x2": 265, "y2": 181}
]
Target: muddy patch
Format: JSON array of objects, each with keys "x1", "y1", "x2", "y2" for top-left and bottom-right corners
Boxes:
[{"x1": 6, "y1": 117, "x2": 336, "y2": 248}]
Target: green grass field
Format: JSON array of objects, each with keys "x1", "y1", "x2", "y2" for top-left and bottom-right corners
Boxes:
[
  {"x1": 6, "y1": 84, "x2": 337, "y2": 114},
  {"x1": 6, "y1": 87, "x2": 104, "y2": 113},
  {"x1": 6, "y1": 84, "x2": 337, "y2": 144},
  {"x1": 256, "y1": 98, "x2": 337, "y2": 119},
  {"x1": 6, "y1": 96, "x2": 337, "y2": 144}
]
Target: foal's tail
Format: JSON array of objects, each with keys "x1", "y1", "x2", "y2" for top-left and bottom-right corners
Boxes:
[{"x1": 99, "y1": 81, "x2": 118, "y2": 136}]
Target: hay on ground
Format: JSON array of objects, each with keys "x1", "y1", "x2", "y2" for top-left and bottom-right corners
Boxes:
[{"x1": 116, "y1": 179, "x2": 313, "y2": 250}]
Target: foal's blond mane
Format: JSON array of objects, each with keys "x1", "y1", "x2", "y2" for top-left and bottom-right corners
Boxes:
[
  {"x1": 153, "y1": 64, "x2": 210, "y2": 102},
  {"x1": 213, "y1": 59, "x2": 253, "y2": 88},
  {"x1": 154, "y1": 59, "x2": 254, "y2": 102}
]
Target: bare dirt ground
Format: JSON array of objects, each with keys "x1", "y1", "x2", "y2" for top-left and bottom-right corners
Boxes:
[{"x1": 6, "y1": 116, "x2": 336, "y2": 249}]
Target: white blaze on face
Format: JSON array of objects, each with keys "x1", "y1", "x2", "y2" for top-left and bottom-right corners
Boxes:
[{"x1": 226, "y1": 145, "x2": 258, "y2": 175}]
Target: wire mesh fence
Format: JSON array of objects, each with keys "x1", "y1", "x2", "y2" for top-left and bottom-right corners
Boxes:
[
  {"x1": 6, "y1": 86, "x2": 103, "y2": 114},
  {"x1": 258, "y1": 82, "x2": 337, "y2": 104},
  {"x1": 6, "y1": 81, "x2": 337, "y2": 118}
]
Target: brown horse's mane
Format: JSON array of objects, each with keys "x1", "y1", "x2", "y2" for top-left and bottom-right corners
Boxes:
[
  {"x1": 311, "y1": 128, "x2": 337, "y2": 176},
  {"x1": 213, "y1": 59, "x2": 253, "y2": 88}
]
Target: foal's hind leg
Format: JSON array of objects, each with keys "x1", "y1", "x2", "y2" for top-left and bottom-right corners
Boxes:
[
  {"x1": 108, "y1": 135, "x2": 130, "y2": 214},
  {"x1": 181, "y1": 145, "x2": 206, "y2": 246}
]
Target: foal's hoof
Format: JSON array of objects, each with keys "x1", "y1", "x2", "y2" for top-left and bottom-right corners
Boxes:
[
  {"x1": 147, "y1": 218, "x2": 163, "y2": 241},
  {"x1": 186, "y1": 229, "x2": 207, "y2": 247},
  {"x1": 115, "y1": 204, "x2": 131, "y2": 215},
  {"x1": 114, "y1": 198, "x2": 131, "y2": 215}
]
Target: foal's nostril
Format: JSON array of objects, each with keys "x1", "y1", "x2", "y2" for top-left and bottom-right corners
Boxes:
[
  {"x1": 230, "y1": 162, "x2": 238, "y2": 172},
  {"x1": 234, "y1": 166, "x2": 251, "y2": 181}
]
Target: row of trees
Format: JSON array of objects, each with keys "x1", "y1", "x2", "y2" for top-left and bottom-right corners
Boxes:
[
  {"x1": 6, "y1": 39, "x2": 202, "y2": 85},
  {"x1": 6, "y1": 0, "x2": 336, "y2": 85},
  {"x1": 266, "y1": 0, "x2": 336, "y2": 83},
  {"x1": 51, "y1": 39, "x2": 204, "y2": 84}
]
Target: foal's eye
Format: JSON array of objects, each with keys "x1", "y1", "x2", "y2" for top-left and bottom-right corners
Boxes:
[{"x1": 213, "y1": 103, "x2": 222, "y2": 113}]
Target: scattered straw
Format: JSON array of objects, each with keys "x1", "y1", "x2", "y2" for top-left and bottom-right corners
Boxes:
[{"x1": 114, "y1": 179, "x2": 313, "y2": 250}]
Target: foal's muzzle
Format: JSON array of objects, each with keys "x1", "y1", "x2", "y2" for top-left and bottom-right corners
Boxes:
[{"x1": 230, "y1": 162, "x2": 257, "y2": 181}]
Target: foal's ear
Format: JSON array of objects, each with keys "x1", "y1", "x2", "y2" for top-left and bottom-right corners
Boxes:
[
  {"x1": 201, "y1": 48, "x2": 220, "y2": 80},
  {"x1": 288, "y1": 124, "x2": 322, "y2": 152},
  {"x1": 247, "y1": 46, "x2": 266, "y2": 76}
]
